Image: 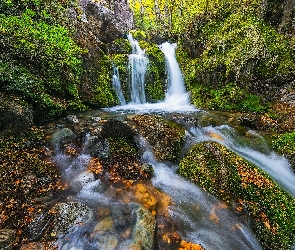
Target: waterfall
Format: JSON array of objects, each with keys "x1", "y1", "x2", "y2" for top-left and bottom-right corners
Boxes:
[
  {"x1": 112, "y1": 65, "x2": 126, "y2": 105},
  {"x1": 127, "y1": 34, "x2": 148, "y2": 104},
  {"x1": 159, "y1": 42, "x2": 191, "y2": 106},
  {"x1": 106, "y1": 36, "x2": 196, "y2": 112}
]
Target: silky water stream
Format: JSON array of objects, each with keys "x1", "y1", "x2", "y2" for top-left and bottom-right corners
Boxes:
[{"x1": 44, "y1": 38, "x2": 295, "y2": 249}]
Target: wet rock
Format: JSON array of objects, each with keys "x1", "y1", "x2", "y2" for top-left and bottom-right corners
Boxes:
[
  {"x1": 48, "y1": 202, "x2": 94, "y2": 237},
  {"x1": 91, "y1": 116, "x2": 101, "y2": 122},
  {"x1": 86, "y1": 136, "x2": 109, "y2": 158},
  {"x1": 0, "y1": 229, "x2": 18, "y2": 250},
  {"x1": 118, "y1": 204, "x2": 156, "y2": 250},
  {"x1": 131, "y1": 204, "x2": 156, "y2": 249},
  {"x1": 65, "y1": 115, "x2": 79, "y2": 124},
  {"x1": 131, "y1": 115, "x2": 185, "y2": 162},
  {"x1": 94, "y1": 216, "x2": 114, "y2": 234},
  {"x1": 99, "y1": 235, "x2": 118, "y2": 250},
  {"x1": 101, "y1": 119, "x2": 136, "y2": 141},
  {"x1": 70, "y1": 171, "x2": 95, "y2": 192},
  {"x1": 26, "y1": 211, "x2": 54, "y2": 241},
  {"x1": 0, "y1": 95, "x2": 33, "y2": 135},
  {"x1": 52, "y1": 128, "x2": 76, "y2": 149}
]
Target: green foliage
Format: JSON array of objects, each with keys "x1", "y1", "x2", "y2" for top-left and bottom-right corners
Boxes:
[
  {"x1": 272, "y1": 132, "x2": 295, "y2": 155},
  {"x1": 138, "y1": 40, "x2": 166, "y2": 101},
  {"x1": 190, "y1": 82, "x2": 267, "y2": 112},
  {"x1": 179, "y1": 142, "x2": 295, "y2": 249},
  {"x1": 91, "y1": 55, "x2": 118, "y2": 107},
  {"x1": 0, "y1": 0, "x2": 85, "y2": 122}
]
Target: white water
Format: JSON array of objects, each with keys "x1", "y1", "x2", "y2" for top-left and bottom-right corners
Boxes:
[
  {"x1": 107, "y1": 38, "x2": 196, "y2": 113},
  {"x1": 140, "y1": 138, "x2": 262, "y2": 250},
  {"x1": 159, "y1": 42, "x2": 191, "y2": 106},
  {"x1": 112, "y1": 65, "x2": 126, "y2": 105},
  {"x1": 127, "y1": 34, "x2": 149, "y2": 104},
  {"x1": 52, "y1": 134, "x2": 262, "y2": 250},
  {"x1": 188, "y1": 125, "x2": 295, "y2": 197}
]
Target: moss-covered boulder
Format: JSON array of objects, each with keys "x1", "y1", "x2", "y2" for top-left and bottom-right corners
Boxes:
[
  {"x1": 99, "y1": 119, "x2": 153, "y2": 181},
  {"x1": 0, "y1": 95, "x2": 33, "y2": 135},
  {"x1": 131, "y1": 115, "x2": 185, "y2": 162},
  {"x1": 179, "y1": 141, "x2": 295, "y2": 250}
]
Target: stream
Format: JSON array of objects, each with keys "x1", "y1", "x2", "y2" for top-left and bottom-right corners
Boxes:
[{"x1": 40, "y1": 37, "x2": 295, "y2": 249}]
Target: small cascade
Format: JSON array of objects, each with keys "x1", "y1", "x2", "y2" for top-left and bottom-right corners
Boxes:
[
  {"x1": 112, "y1": 65, "x2": 126, "y2": 105},
  {"x1": 188, "y1": 125, "x2": 295, "y2": 197},
  {"x1": 107, "y1": 37, "x2": 195, "y2": 112},
  {"x1": 159, "y1": 42, "x2": 191, "y2": 106},
  {"x1": 127, "y1": 34, "x2": 149, "y2": 104}
]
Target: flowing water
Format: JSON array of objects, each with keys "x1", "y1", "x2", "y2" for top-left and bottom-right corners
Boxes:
[
  {"x1": 127, "y1": 34, "x2": 149, "y2": 104},
  {"x1": 108, "y1": 38, "x2": 195, "y2": 112},
  {"x1": 112, "y1": 65, "x2": 126, "y2": 105},
  {"x1": 45, "y1": 38, "x2": 295, "y2": 249}
]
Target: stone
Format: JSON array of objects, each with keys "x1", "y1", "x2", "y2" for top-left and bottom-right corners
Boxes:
[
  {"x1": 0, "y1": 95, "x2": 33, "y2": 135},
  {"x1": 86, "y1": 136, "x2": 109, "y2": 158},
  {"x1": 49, "y1": 202, "x2": 94, "y2": 237},
  {"x1": 94, "y1": 217, "x2": 114, "y2": 234},
  {"x1": 65, "y1": 115, "x2": 79, "y2": 124},
  {"x1": 52, "y1": 128, "x2": 76, "y2": 150}
]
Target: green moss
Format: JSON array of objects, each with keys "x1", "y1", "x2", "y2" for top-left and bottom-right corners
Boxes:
[
  {"x1": 179, "y1": 141, "x2": 295, "y2": 249},
  {"x1": 91, "y1": 55, "x2": 118, "y2": 107},
  {"x1": 189, "y1": 82, "x2": 267, "y2": 112},
  {"x1": 272, "y1": 132, "x2": 295, "y2": 168},
  {"x1": 0, "y1": 0, "x2": 86, "y2": 122},
  {"x1": 138, "y1": 40, "x2": 166, "y2": 101}
]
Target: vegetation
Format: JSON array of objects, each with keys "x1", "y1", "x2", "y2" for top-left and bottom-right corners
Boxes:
[
  {"x1": 179, "y1": 141, "x2": 295, "y2": 249},
  {"x1": 272, "y1": 132, "x2": 295, "y2": 168},
  {"x1": 128, "y1": 0, "x2": 295, "y2": 112},
  {"x1": 0, "y1": 0, "x2": 86, "y2": 122}
]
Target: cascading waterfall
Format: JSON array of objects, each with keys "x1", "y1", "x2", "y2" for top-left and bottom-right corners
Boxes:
[
  {"x1": 112, "y1": 65, "x2": 126, "y2": 105},
  {"x1": 159, "y1": 42, "x2": 191, "y2": 106},
  {"x1": 187, "y1": 125, "x2": 295, "y2": 197},
  {"x1": 108, "y1": 37, "x2": 195, "y2": 112},
  {"x1": 127, "y1": 34, "x2": 149, "y2": 104}
]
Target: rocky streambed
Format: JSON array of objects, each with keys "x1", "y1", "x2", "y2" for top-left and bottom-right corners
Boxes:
[{"x1": 1, "y1": 110, "x2": 295, "y2": 249}]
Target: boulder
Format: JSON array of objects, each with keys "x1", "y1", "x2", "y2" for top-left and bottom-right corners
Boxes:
[
  {"x1": 130, "y1": 115, "x2": 185, "y2": 162},
  {"x1": 49, "y1": 202, "x2": 94, "y2": 237},
  {"x1": 52, "y1": 128, "x2": 76, "y2": 150},
  {"x1": 0, "y1": 95, "x2": 33, "y2": 135},
  {"x1": 179, "y1": 141, "x2": 295, "y2": 249}
]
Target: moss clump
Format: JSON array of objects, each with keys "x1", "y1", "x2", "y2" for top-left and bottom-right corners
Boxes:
[
  {"x1": 0, "y1": 1, "x2": 86, "y2": 122},
  {"x1": 189, "y1": 82, "x2": 268, "y2": 112},
  {"x1": 91, "y1": 55, "x2": 118, "y2": 107},
  {"x1": 179, "y1": 141, "x2": 295, "y2": 250},
  {"x1": 138, "y1": 40, "x2": 166, "y2": 102},
  {"x1": 272, "y1": 132, "x2": 295, "y2": 168}
]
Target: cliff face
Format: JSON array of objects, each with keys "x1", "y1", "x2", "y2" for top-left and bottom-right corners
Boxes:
[{"x1": 69, "y1": 0, "x2": 134, "y2": 105}]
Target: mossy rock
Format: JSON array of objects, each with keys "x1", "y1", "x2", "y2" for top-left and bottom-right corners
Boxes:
[
  {"x1": 100, "y1": 119, "x2": 153, "y2": 180},
  {"x1": 131, "y1": 115, "x2": 185, "y2": 162},
  {"x1": 179, "y1": 141, "x2": 295, "y2": 250},
  {"x1": 0, "y1": 95, "x2": 33, "y2": 135}
]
